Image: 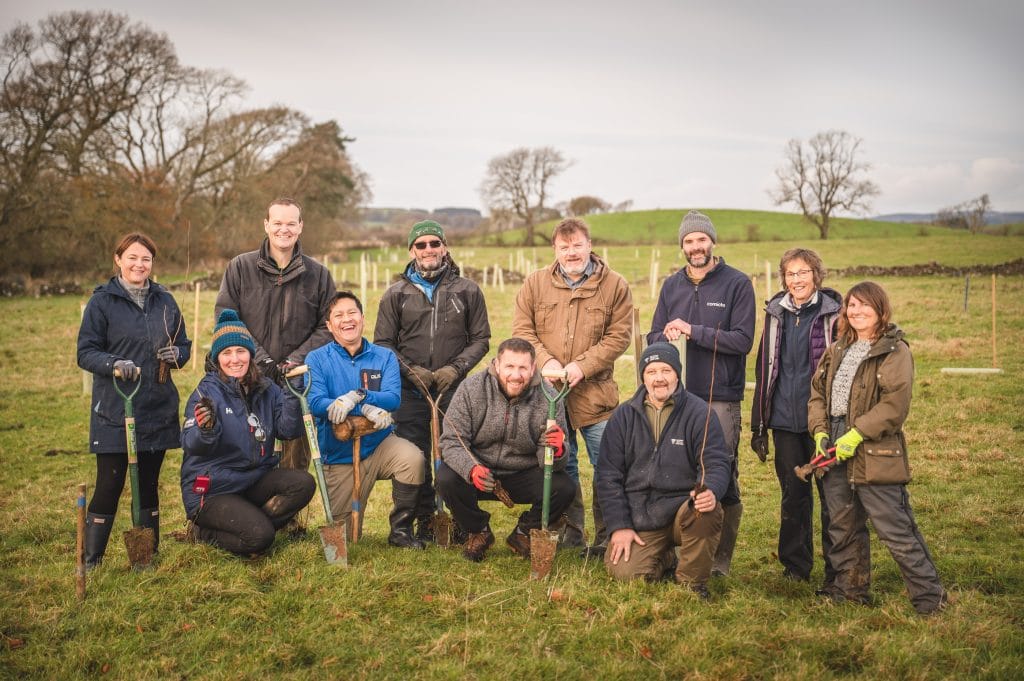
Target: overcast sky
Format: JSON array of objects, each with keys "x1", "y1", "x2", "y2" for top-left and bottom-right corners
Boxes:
[{"x1": 3, "y1": 1, "x2": 1022, "y2": 214}]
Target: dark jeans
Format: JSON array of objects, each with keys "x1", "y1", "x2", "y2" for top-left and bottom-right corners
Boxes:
[
  {"x1": 821, "y1": 417, "x2": 944, "y2": 613},
  {"x1": 89, "y1": 450, "x2": 165, "y2": 515},
  {"x1": 193, "y1": 468, "x2": 315, "y2": 555},
  {"x1": 772, "y1": 429, "x2": 835, "y2": 583},
  {"x1": 436, "y1": 462, "x2": 575, "y2": 534},
  {"x1": 394, "y1": 388, "x2": 453, "y2": 519}
]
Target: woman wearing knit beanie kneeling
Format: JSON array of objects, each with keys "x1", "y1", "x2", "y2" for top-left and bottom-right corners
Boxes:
[{"x1": 179, "y1": 309, "x2": 315, "y2": 556}]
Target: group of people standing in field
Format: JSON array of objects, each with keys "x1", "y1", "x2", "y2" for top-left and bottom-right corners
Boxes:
[{"x1": 76, "y1": 199, "x2": 947, "y2": 615}]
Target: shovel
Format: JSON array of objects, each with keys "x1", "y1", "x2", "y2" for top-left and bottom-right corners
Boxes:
[
  {"x1": 331, "y1": 415, "x2": 379, "y2": 543},
  {"x1": 530, "y1": 368, "x2": 572, "y2": 580},
  {"x1": 285, "y1": 365, "x2": 347, "y2": 566},
  {"x1": 430, "y1": 392, "x2": 453, "y2": 547},
  {"x1": 113, "y1": 368, "x2": 155, "y2": 569}
]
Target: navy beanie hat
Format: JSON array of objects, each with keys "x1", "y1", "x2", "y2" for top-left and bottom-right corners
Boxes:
[
  {"x1": 640, "y1": 342, "x2": 682, "y2": 379},
  {"x1": 210, "y1": 309, "x2": 256, "y2": 359}
]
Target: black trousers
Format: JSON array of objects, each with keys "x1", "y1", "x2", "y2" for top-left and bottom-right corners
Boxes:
[
  {"x1": 393, "y1": 388, "x2": 453, "y2": 519},
  {"x1": 193, "y1": 468, "x2": 315, "y2": 556},
  {"x1": 772, "y1": 429, "x2": 835, "y2": 583},
  {"x1": 89, "y1": 450, "x2": 165, "y2": 515},
  {"x1": 436, "y1": 461, "x2": 575, "y2": 534}
]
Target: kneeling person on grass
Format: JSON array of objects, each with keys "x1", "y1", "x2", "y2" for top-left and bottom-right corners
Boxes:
[
  {"x1": 597, "y1": 342, "x2": 731, "y2": 599},
  {"x1": 437, "y1": 337, "x2": 573, "y2": 562},
  {"x1": 180, "y1": 310, "x2": 316, "y2": 557},
  {"x1": 305, "y1": 291, "x2": 426, "y2": 549}
]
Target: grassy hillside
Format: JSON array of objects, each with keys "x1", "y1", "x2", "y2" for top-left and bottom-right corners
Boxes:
[
  {"x1": 1, "y1": 240, "x2": 1023, "y2": 678},
  {"x1": 478, "y1": 209, "x2": 956, "y2": 246}
]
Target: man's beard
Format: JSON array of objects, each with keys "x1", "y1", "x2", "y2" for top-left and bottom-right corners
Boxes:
[{"x1": 686, "y1": 250, "x2": 711, "y2": 268}]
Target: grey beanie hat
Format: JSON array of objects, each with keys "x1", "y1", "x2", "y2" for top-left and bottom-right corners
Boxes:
[
  {"x1": 678, "y1": 210, "x2": 717, "y2": 244},
  {"x1": 640, "y1": 342, "x2": 682, "y2": 379}
]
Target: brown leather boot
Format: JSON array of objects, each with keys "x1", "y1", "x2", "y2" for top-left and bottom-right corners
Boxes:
[{"x1": 461, "y1": 526, "x2": 495, "y2": 562}]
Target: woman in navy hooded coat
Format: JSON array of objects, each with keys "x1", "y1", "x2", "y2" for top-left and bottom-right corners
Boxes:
[{"x1": 77, "y1": 233, "x2": 192, "y2": 568}]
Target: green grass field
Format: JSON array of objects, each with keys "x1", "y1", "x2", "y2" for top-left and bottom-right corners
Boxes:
[{"x1": 2, "y1": 228, "x2": 1023, "y2": 679}]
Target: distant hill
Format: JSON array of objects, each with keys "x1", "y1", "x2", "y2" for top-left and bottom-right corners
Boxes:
[
  {"x1": 874, "y1": 211, "x2": 1024, "y2": 225},
  {"x1": 477, "y1": 209, "x2": 960, "y2": 246},
  {"x1": 362, "y1": 206, "x2": 483, "y2": 233}
]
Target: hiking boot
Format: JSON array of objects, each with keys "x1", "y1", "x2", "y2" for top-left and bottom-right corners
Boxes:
[
  {"x1": 461, "y1": 527, "x2": 495, "y2": 562},
  {"x1": 506, "y1": 527, "x2": 531, "y2": 559},
  {"x1": 917, "y1": 591, "x2": 949, "y2": 617},
  {"x1": 451, "y1": 523, "x2": 468, "y2": 545},
  {"x1": 783, "y1": 568, "x2": 809, "y2": 582}
]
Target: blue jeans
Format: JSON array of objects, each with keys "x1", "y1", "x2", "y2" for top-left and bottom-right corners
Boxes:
[{"x1": 564, "y1": 420, "x2": 607, "y2": 482}]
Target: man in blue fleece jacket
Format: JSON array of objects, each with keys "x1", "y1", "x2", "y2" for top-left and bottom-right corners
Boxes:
[
  {"x1": 305, "y1": 291, "x2": 425, "y2": 549},
  {"x1": 648, "y1": 210, "x2": 756, "y2": 577}
]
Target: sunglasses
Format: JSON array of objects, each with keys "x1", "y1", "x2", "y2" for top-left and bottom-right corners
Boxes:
[
  {"x1": 247, "y1": 413, "x2": 266, "y2": 442},
  {"x1": 413, "y1": 239, "x2": 443, "y2": 250}
]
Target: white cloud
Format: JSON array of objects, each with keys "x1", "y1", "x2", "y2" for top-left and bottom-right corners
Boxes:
[{"x1": 874, "y1": 158, "x2": 1024, "y2": 213}]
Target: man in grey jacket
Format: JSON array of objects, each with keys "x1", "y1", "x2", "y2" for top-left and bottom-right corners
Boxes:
[
  {"x1": 436, "y1": 337, "x2": 573, "y2": 562},
  {"x1": 215, "y1": 197, "x2": 336, "y2": 486}
]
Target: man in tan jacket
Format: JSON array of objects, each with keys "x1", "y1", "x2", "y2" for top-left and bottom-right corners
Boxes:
[{"x1": 512, "y1": 218, "x2": 633, "y2": 557}]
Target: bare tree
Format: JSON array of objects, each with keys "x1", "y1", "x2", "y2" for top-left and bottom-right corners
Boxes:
[
  {"x1": 771, "y1": 130, "x2": 880, "y2": 240},
  {"x1": 936, "y1": 193, "x2": 990, "y2": 233},
  {"x1": 480, "y1": 146, "x2": 570, "y2": 245}
]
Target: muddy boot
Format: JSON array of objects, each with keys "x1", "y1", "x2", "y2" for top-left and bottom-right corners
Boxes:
[
  {"x1": 140, "y1": 507, "x2": 160, "y2": 554},
  {"x1": 84, "y1": 512, "x2": 115, "y2": 570},
  {"x1": 388, "y1": 482, "x2": 426, "y2": 550},
  {"x1": 712, "y1": 502, "x2": 743, "y2": 576},
  {"x1": 462, "y1": 526, "x2": 494, "y2": 562}
]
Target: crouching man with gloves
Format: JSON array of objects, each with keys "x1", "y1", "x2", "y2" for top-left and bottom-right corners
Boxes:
[
  {"x1": 437, "y1": 338, "x2": 574, "y2": 562},
  {"x1": 597, "y1": 343, "x2": 731, "y2": 600},
  {"x1": 305, "y1": 291, "x2": 425, "y2": 549}
]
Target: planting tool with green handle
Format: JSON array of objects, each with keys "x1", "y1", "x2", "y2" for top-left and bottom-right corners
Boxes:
[
  {"x1": 113, "y1": 368, "x2": 155, "y2": 569},
  {"x1": 285, "y1": 365, "x2": 347, "y2": 566},
  {"x1": 530, "y1": 368, "x2": 572, "y2": 580}
]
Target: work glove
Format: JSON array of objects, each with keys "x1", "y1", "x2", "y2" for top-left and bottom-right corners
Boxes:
[
  {"x1": 194, "y1": 397, "x2": 215, "y2": 430},
  {"x1": 814, "y1": 432, "x2": 833, "y2": 459},
  {"x1": 361, "y1": 404, "x2": 393, "y2": 430},
  {"x1": 156, "y1": 346, "x2": 180, "y2": 364},
  {"x1": 834, "y1": 429, "x2": 864, "y2": 462},
  {"x1": 327, "y1": 390, "x2": 364, "y2": 424},
  {"x1": 258, "y1": 357, "x2": 280, "y2": 383},
  {"x1": 470, "y1": 464, "x2": 495, "y2": 493},
  {"x1": 433, "y1": 365, "x2": 460, "y2": 394},
  {"x1": 113, "y1": 359, "x2": 140, "y2": 381},
  {"x1": 750, "y1": 432, "x2": 769, "y2": 463},
  {"x1": 408, "y1": 365, "x2": 435, "y2": 392},
  {"x1": 277, "y1": 360, "x2": 300, "y2": 385},
  {"x1": 542, "y1": 424, "x2": 566, "y2": 459}
]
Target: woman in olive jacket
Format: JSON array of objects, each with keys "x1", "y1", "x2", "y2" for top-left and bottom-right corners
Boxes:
[{"x1": 808, "y1": 281, "x2": 946, "y2": 615}]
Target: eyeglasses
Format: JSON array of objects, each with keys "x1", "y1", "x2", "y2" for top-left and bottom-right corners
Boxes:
[
  {"x1": 784, "y1": 269, "x2": 813, "y2": 280},
  {"x1": 247, "y1": 413, "x2": 266, "y2": 442},
  {"x1": 413, "y1": 239, "x2": 443, "y2": 250}
]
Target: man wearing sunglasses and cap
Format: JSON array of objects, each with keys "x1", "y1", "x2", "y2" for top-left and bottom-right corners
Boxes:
[{"x1": 374, "y1": 220, "x2": 491, "y2": 543}]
